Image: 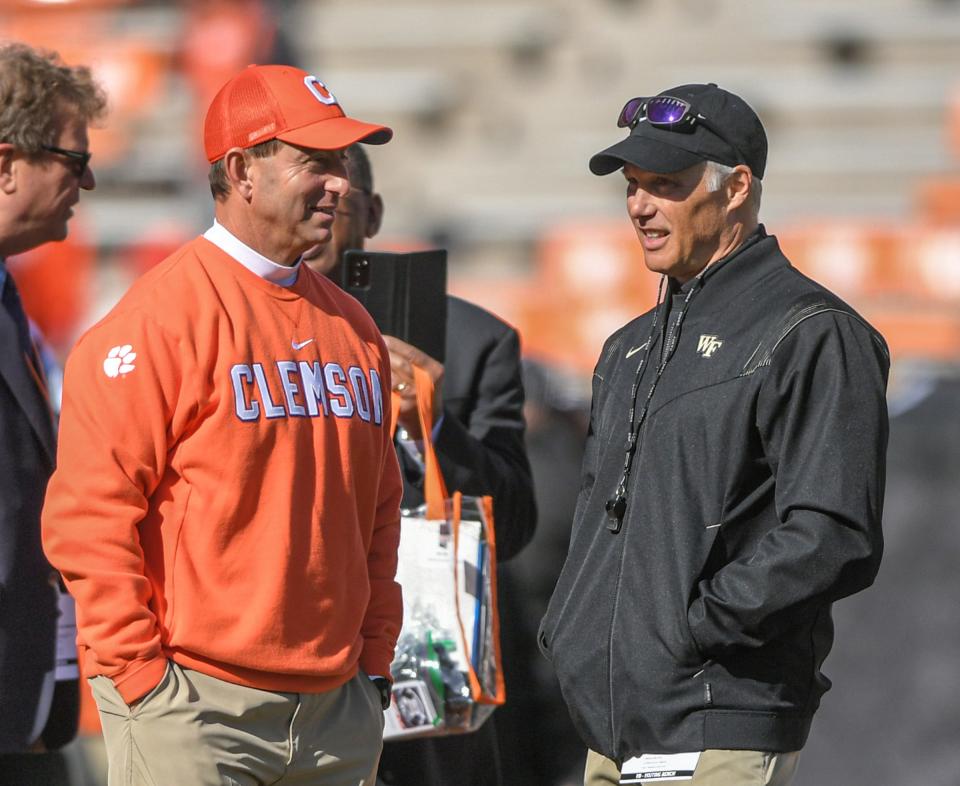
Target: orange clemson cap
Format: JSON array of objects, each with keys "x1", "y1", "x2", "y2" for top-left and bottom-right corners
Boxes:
[{"x1": 203, "y1": 64, "x2": 392, "y2": 163}]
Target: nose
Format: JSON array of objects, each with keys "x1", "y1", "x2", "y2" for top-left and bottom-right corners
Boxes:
[
  {"x1": 328, "y1": 174, "x2": 349, "y2": 197},
  {"x1": 626, "y1": 184, "x2": 655, "y2": 220},
  {"x1": 80, "y1": 165, "x2": 96, "y2": 191}
]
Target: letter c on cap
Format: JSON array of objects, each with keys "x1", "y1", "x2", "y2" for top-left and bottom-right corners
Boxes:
[{"x1": 304, "y1": 76, "x2": 338, "y2": 106}]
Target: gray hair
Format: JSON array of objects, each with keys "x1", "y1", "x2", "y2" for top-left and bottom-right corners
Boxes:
[
  {"x1": 0, "y1": 42, "x2": 107, "y2": 152},
  {"x1": 704, "y1": 160, "x2": 762, "y2": 210},
  {"x1": 208, "y1": 138, "x2": 282, "y2": 200}
]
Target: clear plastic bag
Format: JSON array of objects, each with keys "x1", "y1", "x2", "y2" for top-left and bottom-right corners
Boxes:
[{"x1": 383, "y1": 495, "x2": 504, "y2": 740}]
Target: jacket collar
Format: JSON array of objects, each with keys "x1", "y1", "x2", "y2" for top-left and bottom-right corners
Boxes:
[{"x1": 673, "y1": 225, "x2": 789, "y2": 314}]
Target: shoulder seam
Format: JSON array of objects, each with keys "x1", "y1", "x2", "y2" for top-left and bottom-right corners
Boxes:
[{"x1": 741, "y1": 304, "x2": 888, "y2": 376}]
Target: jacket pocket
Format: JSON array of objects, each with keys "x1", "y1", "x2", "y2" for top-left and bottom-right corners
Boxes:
[
  {"x1": 537, "y1": 625, "x2": 550, "y2": 658},
  {"x1": 537, "y1": 608, "x2": 555, "y2": 660},
  {"x1": 538, "y1": 565, "x2": 578, "y2": 662}
]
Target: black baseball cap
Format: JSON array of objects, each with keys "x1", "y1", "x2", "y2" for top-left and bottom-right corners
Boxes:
[{"x1": 589, "y1": 83, "x2": 767, "y2": 179}]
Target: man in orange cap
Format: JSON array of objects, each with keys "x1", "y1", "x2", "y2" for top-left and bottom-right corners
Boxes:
[{"x1": 42, "y1": 64, "x2": 403, "y2": 785}]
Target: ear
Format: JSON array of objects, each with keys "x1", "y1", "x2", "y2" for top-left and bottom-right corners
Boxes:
[
  {"x1": 222, "y1": 147, "x2": 254, "y2": 200},
  {"x1": 365, "y1": 192, "x2": 384, "y2": 239},
  {"x1": 0, "y1": 144, "x2": 17, "y2": 195},
  {"x1": 725, "y1": 165, "x2": 753, "y2": 212}
]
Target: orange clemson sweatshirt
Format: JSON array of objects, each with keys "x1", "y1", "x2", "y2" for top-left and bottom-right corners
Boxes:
[{"x1": 41, "y1": 237, "x2": 403, "y2": 704}]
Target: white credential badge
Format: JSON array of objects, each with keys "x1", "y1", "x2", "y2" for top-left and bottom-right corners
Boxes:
[
  {"x1": 303, "y1": 75, "x2": 338, "y2": 106},
  {"x1": 620, "y1": 752, "x2": 701, "y2": 783},
  {"x1": 103, "y1": 344, "x2": 137, "y2": 378}
]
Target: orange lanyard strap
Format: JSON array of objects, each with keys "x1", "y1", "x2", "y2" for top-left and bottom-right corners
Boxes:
[{"x1": 389, "y1": 364, "x2": 448, "y2": 518}]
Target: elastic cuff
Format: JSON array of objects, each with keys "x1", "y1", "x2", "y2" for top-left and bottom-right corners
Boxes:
[
  {"x1": 112, "y1": 655, "x2": 168, "y2": 704},
  {"x1": 360, "y1": 647, "x2": 394, "y2": 682}
]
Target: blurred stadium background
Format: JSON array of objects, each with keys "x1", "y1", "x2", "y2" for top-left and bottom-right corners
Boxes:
[{"x1": 2, "y1": 0, "x2": 959, "y2": 784}]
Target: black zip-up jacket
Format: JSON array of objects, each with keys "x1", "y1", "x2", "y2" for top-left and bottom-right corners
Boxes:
[{"x1": 538, "y1": 228, "x2": 889, "y2": 761}]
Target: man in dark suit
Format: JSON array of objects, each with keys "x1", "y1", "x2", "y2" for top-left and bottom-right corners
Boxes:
[
  {"x1": 0, "y1": 42, "x2": 105, "y2": 771},
  {"x1": 304, "y1": 143, "x2": 537, "y2": 785}
]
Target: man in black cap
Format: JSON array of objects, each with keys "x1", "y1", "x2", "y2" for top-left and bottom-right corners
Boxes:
[{"x1": 538, "y1": 83, "x2": 890, "y2": 785}]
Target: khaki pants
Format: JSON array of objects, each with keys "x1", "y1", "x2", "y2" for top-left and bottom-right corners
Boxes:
[
  {"x1": 585, "y1": 748, "x2": 800, "y2": 786},
  {"x1": 89, "y1": 660, "x2": 385, "y2": 786}
]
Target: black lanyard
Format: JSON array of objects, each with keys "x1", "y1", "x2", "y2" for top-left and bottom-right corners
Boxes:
[{"x1": 605, "y1": 275, "x2": 702, "y2": 533}]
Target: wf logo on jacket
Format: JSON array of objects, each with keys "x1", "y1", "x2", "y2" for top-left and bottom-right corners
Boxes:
[{"x1": 697, "y1": 335, "x2": 723, "y2": 358}]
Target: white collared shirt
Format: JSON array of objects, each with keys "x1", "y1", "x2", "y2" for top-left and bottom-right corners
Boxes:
[{"x1": 203, "y1": 220, "x2": 301, "y2": 287}]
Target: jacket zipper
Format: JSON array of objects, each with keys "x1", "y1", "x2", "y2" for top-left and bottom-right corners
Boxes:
[{"x1": 605, "y1": 279, "x2": 701, "y2": 754}]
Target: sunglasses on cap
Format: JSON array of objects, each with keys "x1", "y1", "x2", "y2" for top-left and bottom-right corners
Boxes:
[{"x1": 617, "y1": 95, "x2": 746, "y2": 165}]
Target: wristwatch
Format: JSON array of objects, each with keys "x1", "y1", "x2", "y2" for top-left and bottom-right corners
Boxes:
[{"x1": 370, "y1": 676, "x2": 392, "y2": 710}]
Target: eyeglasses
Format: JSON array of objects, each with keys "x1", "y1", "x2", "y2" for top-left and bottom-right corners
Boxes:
[
  {"x1": 617, "y1": 95, "x2": 745, "y2": 164},
  {"x1": 40, "y1": 144, "x2": 92, "y2": 178}
]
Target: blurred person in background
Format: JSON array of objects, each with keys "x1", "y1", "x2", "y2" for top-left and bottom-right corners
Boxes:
[
  {"x1": 495, "y1": 359, "x2": 591, "y2": 786},
  {"x1": 0, "y1": 41, "x2": 105, "y2": 784},
  {"x1": 304, "y1": 144, "x2": 537, "y2": 786},
  {"x1": 42, "y1": 64, "x2": 401, "y2": 786},
  {"x1": 539, "y1": 83, "x2": 890, "y2": 785}
]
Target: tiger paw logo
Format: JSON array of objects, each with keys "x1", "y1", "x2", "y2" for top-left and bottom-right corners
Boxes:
[{"x1": 103, "y1": 345, "x2": 137, "y2": 378}]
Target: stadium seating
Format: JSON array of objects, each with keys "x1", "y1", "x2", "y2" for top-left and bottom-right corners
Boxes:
[{"x1": 1, "y1": 0, "x2": 958, "y2": 366}]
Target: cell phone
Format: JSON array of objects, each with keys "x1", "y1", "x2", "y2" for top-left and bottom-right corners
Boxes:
[{"x1": 339, "y1": 249, "x2": 447, "y2": 363}]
